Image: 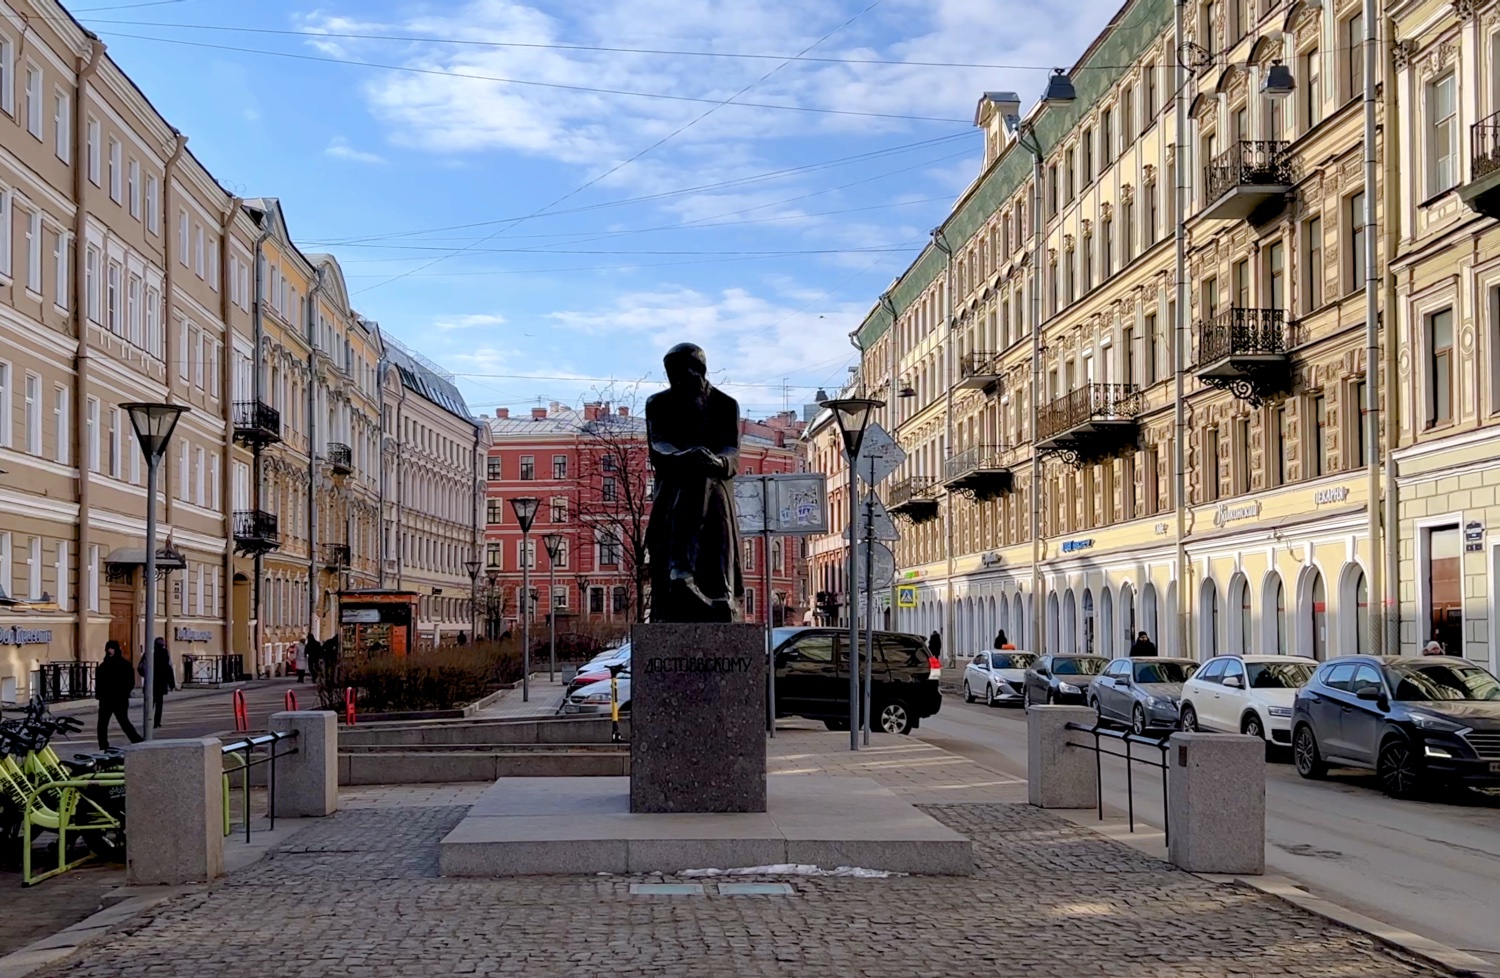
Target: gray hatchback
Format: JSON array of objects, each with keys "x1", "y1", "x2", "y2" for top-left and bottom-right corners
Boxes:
[{"x1": 1090, "y1": 657, "x2": 1200, "y2": 735}]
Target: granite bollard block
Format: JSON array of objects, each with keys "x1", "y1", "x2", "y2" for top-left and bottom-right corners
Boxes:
[
  {"x1": 269, "y1": 711, "x2": 339, "y2": 818},
  {"x1": 1167, "y1": 732, "x2": 1266, "y2": 874},
  {"x1": 630, "y1": 623, "x2": 766, "y2": 813},
  {"x1": 1026, "y1": 705, "x2": 1099, "y2": 810},
  {"x1": 123, "y1": 738, "x2": 223, "y2": 885}
]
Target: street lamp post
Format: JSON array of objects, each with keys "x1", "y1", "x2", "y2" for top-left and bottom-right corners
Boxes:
[
  {"x1": 122, "y1": 402, "x2": 188, "y2": 741},
  {"x1": 510, "y1": 497, "x2": 539, "y2": 701},
  {"x1": 464, "y1": 559, "x2": 481, "y2": 644},
  {"x1": 542, "y1": 533, "x2": 564, "y2": 683},
  {"x1": 485, "y1": 568, "x2": 500, "y2": 641},
  {"x1": 821, "y1": 396, "x2": 884, "y2": 751}
]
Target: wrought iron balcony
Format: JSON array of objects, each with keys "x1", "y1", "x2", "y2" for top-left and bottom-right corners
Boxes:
[
  {"x1": 957, "y1": 352, "x2": 1005, "y2": 392},
  {"x1": 326, "y1": 442, "x2": 353, "y2": 475},
  {"x1": 1461, "y1": 110, "x2": 1500, "y2": 218},
  {"x1": 1194, "y1": 307, "x2": 1296, "y2": 407},
  {"x1": 1200, "y1": 140, "x2": 1293, "y2": 221},
  {"x1": 323, "y1": 543, "x2": 351, "y2": 571},
  {"x1": 232, "y1": 510, "x2": 280, "y2": 555},
  {"x1": 887, "y1": 476, "x2": 941, "y2": 524},
  {"x1": 231, "y1": 400, "x2": 281, "y2": 447},
  {"x1": 943, "y1": 445, "x2": 1013, "y2": 501},
  {"x1": 1036, "y1": 383, "x2": 1144, "y2": 466}
]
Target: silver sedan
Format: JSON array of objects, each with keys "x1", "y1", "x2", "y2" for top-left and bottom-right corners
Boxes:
[{"x1": 962, "y1": 651, "x2": 1037, "y2": 707}]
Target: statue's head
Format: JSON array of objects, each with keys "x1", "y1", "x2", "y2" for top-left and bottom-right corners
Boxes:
[{"x1": 664, "y1": 343, "x2": 710, "y2": 397}]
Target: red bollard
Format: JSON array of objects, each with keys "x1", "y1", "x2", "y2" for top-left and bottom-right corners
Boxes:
[
  {"x1": 232, "y1": 688, "x2": 249, "y2": 732},
  {"x1": 344, "y1": 687, "x2": 356, "y2": 726},
  {"x1": 284, "y1": 689, "x2": 298, "y2": 712}
]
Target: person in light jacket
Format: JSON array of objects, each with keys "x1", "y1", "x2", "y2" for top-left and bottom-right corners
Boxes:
[
  {"x1": 95, "y1": 640, "x2": 143, "y2": 750},
  {"x1": 294, "y1": 641, "x2": 308, "y2": 683}
]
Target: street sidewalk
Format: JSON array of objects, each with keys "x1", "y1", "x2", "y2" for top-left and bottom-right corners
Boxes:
[{"x1": 4, "y1": 724, "x2": 1465, "y2": 978}]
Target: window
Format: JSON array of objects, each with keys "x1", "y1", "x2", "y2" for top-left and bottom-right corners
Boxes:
[
  {"x1": 1064, "y1": 148, "x2": 1076, "y2": 202},
  {"x1": 0, "y1": 34, "x2": 11, "y2": 116},
  {"x1": 24, "y1": 373, "x2": 40, "y2": 455},
  {"x1": 1120, "y1": 86, "x2": 1134, "y2": 149},
  {"x1": 486, "y1": 499, "x2": 504, "y2": 524},
  {"x1": 1303, "y1": 216, "x2": 1323, "y2": 310},
  {"x1": 1121, "y1": 198, "x2": 1135, "y2": 263},
  {"x1": 24, "y1": 63, "x2": 41, "y2": 138},
  {"x1": 178, "y1": 211, "x2": 188, "y2": 266},
  {"x1": 1144, "y1": 312, "x2": 1158, "y2": 385},
  {"x1": 53, "y1": 385, "x2": 68, "y2": 464},
  {"x1": 550, "y1": 497, "x2": 568, "y2": 524},
  {"x1": 1082, "y1": 232, "x2": 1094, "y2": 293},
  {"x1": 53, "y1": 90, "x2": 68, "y2": 161},
  {"x1": 1310, "y1": 395, "x2": 1327, "y2": 476},
  {"x1": 519, "y1": 455, "x2": 534, "y2": 480},
  {"x1": 106, "y1": 262, "x2": 120, "y2": 334},
  {"x1": 1271, "y1": 404, "x2": 1288, "y2": 486},
  {"x1": 1046, "y1": 163, "x2": 1058, "y2": 217},
  {"x1": 553, "y1": 454, "x2": 567, "y2": 479},
  {"x1": 1203, "y1": 275, "x2": 1219, "y2": 321},
  {"x1": 53, "y1": 230, "x2": 67, "y2": 309},
  {"x1": 552, "y1": 586, "x2": 568, "y2": 610},
  {"x1": 55, "y1": 542, "x2": 67, "y2": 612},
  {"x1": 1081, "y1": 126, "x2": 1094, "y2": 184},
  {"x1": 1101, "y1": 108, "x2": 1114, "y2": 164},
  {"x1": 1144, "y1": 63, "x2": 1157, "y2": 123},
  {"x1": 145, "y1": 175, "x2": 158, "y2": 233},
  {"x1": 195, "y1": 446, "x2": 206, "y2": 506},
  {"x1": 486, "y1": 456, "x2": 501, "y2": 480},
  {"x1": 1353, "y1": 380, "x2": 1369, "y2": 465},
  {"x1": 88, "y1": 545, "x2": 99, "y2": 612},
  {"x1": 1428, "y1": 73, "x2": 1458, "y2": 197},
  {"x1": 85, "y1": 397, "x2": 99, "y2": 472},
  {"x1": 485, "y1": 542, "x2": 500, "y2": 568},
  {"x1": 612, "y1": 586, "x2": 629, "y2": 614},
  {"x1": 1236, "y1": 416, "x2": 1253, "y2": 494},
  {"x1": 1205, "y1": 427, "x2": 1220, "y2": 501},
  {"x1": 86, "y1": 117, "x2": 100, "y2": 185},
  {"x1": 1428, "y1": 307, "x2": 1454, "y2": 427},
  {"x1": 602, "y1": 476, "x2": 617, "y2": 502},
  {"x1": 1302, "y1": 47, "x2": 1322, "y2": 129},
  {"x1": 27, "y1": 537, "x2": 40, "y2": 600},
  {"x1": 127, "y1": 275, "x2": 141, "y2": 346},
  {"x1": 743, "y1": 539, "x2": 756, "y2": 572},
  {"x1": 1265, "y1": 93, "x2": 1283, "y2": 142},
  {"x1": 598, "y1": 530, "x2": 622, "y2": 566},
  {"x1": 1344, "y1": 13, "x2": 1364, "y2": 102},
  {"x1": 1144, "y1": 182, "x2": 1157, "y2": 248},
  {"x1": 194, "y1": 225, "x2": 205, "y2": 277},
  {"x1": 25, "y1": 209, "x2": 40, "y2": 294},
  {"x1": 128, "y1": 159, "x2": 140, "y2": 218},
  {"x1": 1265, "y1": 240, "x2": 1285, "y2": 311},
  {"x1": 0, "y1": 189, "x2": 9, "y2": 277},
  {"x1": 553, "y1": 540, "x2": 569, "y2": 570},
  {"x1": 109, "y1": 408, "x2": 122, "y2": 478},
  {"x1": 1101, "y1": 216, "x2": 1113, "y2": 277},
  {"x1": 1233, "y1": 258, "x2": 1250, "y2": 308}
]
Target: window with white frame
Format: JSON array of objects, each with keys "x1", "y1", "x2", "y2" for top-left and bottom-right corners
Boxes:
[
  {"x1": 106, "y1": 261, "x2": 120, "y2": 334},
  {"x1": 108, "y1": 137, "x2": 122, "y2": 202},
  {"x1": 208, "y1": 237, "x2": 218, "y2": 290},
  {"x1": 84, "y1": 246, "x2": 99, "y2": 321},
  {"x1": 179, "y1": 441, "x2": 189, "y2": 499},
  {"x1": 195, "y1": 446, "x2": 205, "y2": 506},
  {"x1": 86, "y1": 396, "x2": 99, "y2": 472},
  {"x1": 88, "y1": 545, "x2": 99, "y2": 612},
  {"x1": 145, "y1": 175, "x2": 158, "y2": 232},
  {"x1": 127, "y1": 274, "x2": 141, "y2": 346},
  {"x1": 178, "y1": 211, "x2": 188, "y2": 266},
  {"x1": 53, "y1": 385, "x2": 68, "y2": 464},
  {"x1": 146, "y1": 287, "x2": 160, "y2": 356},
  {"x1": 109, "y1": 407, "x2": 121, "y2": 478},
  {"x1": 24, "y1": 63, "x2": 41, "y2": 138},
  {"x1": 55, "y1": 542, "x2": 67, "y2": 611},
  {"x1": 0, "y1": 187, "x2": 10, "y2": 277},
  {"x1": 0, "y1": 534, "x2": 9, "y2": 601},
  {"x1": 194, "y1": 224, "x2": 204, "y2": 277},
  {"x1": 0, "y1": 34, "x2": 13, "y2": 116},
  {"x1": 210, "y1": 455, "x2": 220, "y2": 509},
  {"x1": 24, "y1": 373, "x2": 40, "y2": 455},
  {"x1": 53, "y1": 229, "x2": 67, "y2": 308},
  {"x1": 25, "y1": 209, "x2": 40, "y2": 294},
  {"x1": 518, "y1": 539, "x2": 536, "y2": 569},
  {"x1": 1428, "y1": 72, "x2": 1459, "y2": 197},
  {"x1": 128, "y1": 159, "x2": 140, "y2": 218},
  {"x1": 86, "y1": 117, "x2": 100, "y2": 185},
  {"x1": 53, "y1": 90, "x2": 68, "y2": 161},
  {"x1": 26, "y1": 536, "x2": 40, "y2": 600}
]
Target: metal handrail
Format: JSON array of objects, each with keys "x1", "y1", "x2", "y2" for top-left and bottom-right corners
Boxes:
[
  {"x1": 1203, "y1": 139, "x2": 1292, "y2": 204},
  {"x1": 889, "y1": 476, "x2": 939, "y2": 507},
  {"x1": 944, "y1": 445, "x2": 1010, "y2": 482},
  {"x1": 1194, "y1": 307, "x2": 1292, "y2": 366},
  {"x1": 220, "y1": 729, "x2": 299, "y2": 843},
  {"x1": 232, "y1": 509, "x2": 279, "y2": 544},
  {"x1": 959, "y1": 351, "x2": 1005, "y2": 381},
  {"x1": 1037, "y1": 383, "x2": 1144, "y2": 441},
  {"x1": 326, "y1": 443, "x2": 353, "y2": 472},
  {"x1": 231, "y1": 399, "x2": 281, "y2": 438},
  {"x1": 1473, "y1": 109, "x2": 1500, "y2": 180},
  {"x1": 1064, "y1": 720, "x2": 1171, "y2": 843}
]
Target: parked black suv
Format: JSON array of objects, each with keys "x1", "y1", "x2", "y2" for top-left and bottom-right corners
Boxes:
[
  {"x1": 770, "y1": 627, "x2": 942, "y2": 735},
  {"x1": 1292, "y1": 655, "x2": 1500, "y2": 798}
]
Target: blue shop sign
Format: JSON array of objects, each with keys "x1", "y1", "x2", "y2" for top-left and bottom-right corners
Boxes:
[{"x1": 1060, "y1": 539, "x2": 1095, "y2": 554}]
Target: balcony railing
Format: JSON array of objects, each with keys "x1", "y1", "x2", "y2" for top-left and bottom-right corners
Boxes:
[
  {"x1": 888, "y1": 475, "x2": 941, "y2": 523},
  {"x1": 1193, "y1": 307, "x2": 1295, "y2": 405},
  {"x1": 1037, "y1": 383, "x2": 1144, "y2": 445},
  {"x1": 957, "y1": 352, "x2": 1005, "y2": 392},
  {"x1": 232, "y1": 510, "x2": 280, "y2": 555},
  {"x1": 231, "y1": 399, "x2": 281, "y2": 447},
  {"x1": 326, "y1": 442, "x2": 353, "y2": 475},
  {"x1": 323, "y1": 543, "x2": 351, "y2": 570},
  {"x1": 1201, "y1": 140, "x2": 1292, "y2": 220},
  {"x1": 1463, "y1": 110, "x2": 1500, "y2": 218},
  {"x1": 943, "y1": 445, "x2": 1013, "y2": 501}
]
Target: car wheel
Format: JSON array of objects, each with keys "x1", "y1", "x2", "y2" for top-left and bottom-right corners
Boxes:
[
  {"x1": 1179, "y1": 704, "x2": 1199, "y2": 733},
  {"x1": 1241, "y1": 713, "x2": 1265, "y2": 742},
  {"x1": 1131, "y1": 705, "x2": 1147, "y2": 737},
  {"x1": 985, "y1": 684, "x2": 997, "y2": 707},
  {"x1": 878, "y1": 701, "x2": 913, "y2": 735},
  {"x1": 1090, "y1": 697, "x2": 1104, "y2": 725},
  {"x1": 963, "y1": 681, "x2": 975, "y2": 704},
  {"x1": 1293, "y1": 724, "x2": 1327, "y2": 779},
  {"x1": 1378, "y1": 738, "x2": 1425, "y2": 799}
]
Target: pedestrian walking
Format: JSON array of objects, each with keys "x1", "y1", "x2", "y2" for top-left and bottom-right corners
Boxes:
[
  {"x1": 138, "y1": 636, "x2": 176, "y2": 728},
  {"x1": 456, "y1": 631, "x2": 468, "y2": 646},
  {"x1": 1129, "y1": 631, "x2": 1158, "y2": 657},
  {"x1": 995, "y1": 630, "x2": 1015, "y2": 650},
  {"x1": 95, "y1": 640, "x2": 142, "y2": 750},
  {"x1": 294, "y1": 639, "x2": 308, "y2": 683},
  {"x1": 928, "y1": 631, "x2": 942, "y2": 661}
]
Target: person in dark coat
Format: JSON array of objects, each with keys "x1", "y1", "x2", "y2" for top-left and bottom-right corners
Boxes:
[
  {"x1": 95, "y1": 640, "x2": 142, "y2": 750},
  {"x1": 1129, "y1": 631, "x2": 1158, "y2": 657},
  {"x1": 456, "y1": 631, "x2": 468, "y2": 647},
  {"x1": 928, "y1": 631, "x2": 943, "y2": 660},
  {"x1": 138, "y1": 636, "x2": 176, "y2": 728},
  {"x1": 645, "y1": 343, "x2": 744, "y2": 622},
  {"x1": 995, "y1": 630, "x2": 1015, "y2": 650}
]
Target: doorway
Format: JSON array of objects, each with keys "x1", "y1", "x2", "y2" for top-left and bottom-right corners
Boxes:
[
  {"x1": 109, "y1": 578, "x2": 136, "y2": 659},
  {"x1": 1429, "y1": 526, "x2": 1463, "y2": 655}
]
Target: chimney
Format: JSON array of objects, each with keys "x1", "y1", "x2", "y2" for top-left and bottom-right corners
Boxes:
[
  {"x1": 531, "y1": 407, "x2": 547, "y2": 420},
  {"x1": 550, "y1": 401, "x2": 561, "y2": 414},
  {"x1": 496, "y1": 408, "x2": 510, "y2": 419},
  {"x1": 617, "y1": 407, "x2": 629, "y2": 417},
  {"x1": 584, "y1": 402, "x2": 602, "y2": 422}
]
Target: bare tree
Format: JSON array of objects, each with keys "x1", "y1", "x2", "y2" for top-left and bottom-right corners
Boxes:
[{"x1": 571, "y1": 387, "x2": 653, "y2": 623}]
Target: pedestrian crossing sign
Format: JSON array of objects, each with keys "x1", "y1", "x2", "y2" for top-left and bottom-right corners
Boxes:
[{"x1": 896, "y1": 585, "x2": 918, "y2": 608}]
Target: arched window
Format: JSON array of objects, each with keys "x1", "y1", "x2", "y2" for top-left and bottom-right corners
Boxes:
[{"x1": 1201, "y1": 578, "x2": 1220, "y2": 659}]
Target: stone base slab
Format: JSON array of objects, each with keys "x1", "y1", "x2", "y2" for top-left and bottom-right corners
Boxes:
[{"x1": 439, "y1": 775, "x2": 974, "y2": 876}]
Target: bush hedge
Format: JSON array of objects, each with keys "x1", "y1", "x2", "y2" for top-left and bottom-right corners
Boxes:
[{"x1": 316, "y1": 640, "x2": 526, "y2": 713}]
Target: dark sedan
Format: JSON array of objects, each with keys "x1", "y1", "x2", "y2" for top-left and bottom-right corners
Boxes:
[
  {"x1": 1023, "y1": 654, "x2": 1108, "y2": 707},
  {"x1": 1090, "y1": 657, "x2": 1200, "y2": 734},
  {"x1": 1292, "y1": 655, "x2": 1500, "y2": 798}
]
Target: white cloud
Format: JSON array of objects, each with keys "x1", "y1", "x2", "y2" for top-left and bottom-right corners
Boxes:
[
  {"x1": 325, "y1": 136, "x2": 387, "y2": 164},
  {"x1": 433, "y1": 312, "x2": 508, "y2": 331}
]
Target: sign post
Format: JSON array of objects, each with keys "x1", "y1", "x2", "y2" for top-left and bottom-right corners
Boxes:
[{"x1": 852, "y1": 424, "x2": 904, "y2": 743}]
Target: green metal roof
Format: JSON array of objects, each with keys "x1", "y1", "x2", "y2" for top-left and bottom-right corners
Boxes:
[{"x1": 853, "y1": 0, "x2": 1171, "y2": 351}]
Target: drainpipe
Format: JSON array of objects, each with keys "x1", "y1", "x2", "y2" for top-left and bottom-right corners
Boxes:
[
  {"x1": 71, "y1": 36, "x2": 104, "y2": 663},
  {"x1": 880, "y1": 291, "x2": 899, "y2": 630},
  {"x1": 1174, "y1": 0, "x2": 1190, "y2": 659},
  {"x1": 218, "y1": 199, "x2": 239, "y2": 666},
  {"x1": 377, "y1": 359, "x2": 388, "y2": 588},
  {"x1": 160, "y1": 129, "x2": 187, "y2": 653},
  {"x1": 933, "y1": 228, "x2": 957, "y2": 664},
  {"x1": 1360, "y1": 0, "x2": 1383, "y2": 655},
  {"x1": 1030, "y1": 148, "x2": 1045, "y2": 654},
  {"x1": 394, "y1": 384, "x2": 407, "y2": 589},
  {"x1": 472, "y1": 419, "x2": 482, "y2": 636},
  {"x1": 1381, "y1": 11, "x2": 1401, "y2": 653},
  {"x1": 249, "y1": 223, "x2": 270, "y2": 672},
  {"x1": 306, "y1": 270, "x2": 324, "y2": 639}
]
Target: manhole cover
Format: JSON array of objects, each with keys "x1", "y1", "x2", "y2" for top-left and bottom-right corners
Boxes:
[
  {"x1": 718, "y1": 882, "x2": 795, "y2": 896},
  {"x1": 629, "y1": 883, "x2": 706, "y2": 895}
]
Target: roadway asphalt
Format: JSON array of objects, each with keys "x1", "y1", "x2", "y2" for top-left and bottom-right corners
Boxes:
[
  {"x1": 919, "y1": 697, "x2": 1500, "y2": 970},
  {"x1": 45, "y1": 679, "x2": 312, "y2": 751}
]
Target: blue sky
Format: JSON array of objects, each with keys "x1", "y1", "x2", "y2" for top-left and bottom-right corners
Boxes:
[{"x1": 76, "y1": 0, "x2": 1118, "y2": 418}]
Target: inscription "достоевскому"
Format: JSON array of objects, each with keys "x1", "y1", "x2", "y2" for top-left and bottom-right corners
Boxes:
[{"x1": 643, "y1": 656, "x2": 753, "y2": 674}]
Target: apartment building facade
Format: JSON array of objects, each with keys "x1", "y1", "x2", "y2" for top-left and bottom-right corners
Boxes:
[{"x1": 844, "y1": 0, "x2": 1389, "y2": 664}]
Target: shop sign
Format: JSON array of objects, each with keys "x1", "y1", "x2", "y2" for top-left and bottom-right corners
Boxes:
[
  {"x1": 1466, "y1": 520, "x2": 1484, "y2": 553},
  {"x1": 174, "y1": 627, "x2": 213, "y2": 643},
  {"x1": 900, "y1": 569, "x2": 927, "y2": 580},
  {"x1": 0, "y1": 626, "x2": 52, "y2": 646},
  {"x1": 1314, "y1": 486, "x2": 1351, "y2": 505},
  {"x1": 1153, "y1": 523, "x2": 1169, "y2": 535},
  {"x1": 1061, "y1": 539, "x2": 1095, "y2": 554},
  {"x1": 342, "y1": 609, "x2": 382, "y2": 624},
  {"x1": 980, "y1": 552, "x2": 1003, "y2": 568},
  {"x1": 1213, "y1": 501, "x2": 1262, "y2": 527}
]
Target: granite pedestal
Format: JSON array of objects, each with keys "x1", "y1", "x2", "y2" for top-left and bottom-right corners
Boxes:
[
  {"x1": 123, "y1": 738, "x2": 224, "y2": 885},
  {"x1": 629, "y1": 623, "x2": 765, "y2": 813},
  {"x1": 1167, "y1": 732, "x2": 1266, "y2": 874},
  {"x1": 438, "y1": 775, "x2": 974, "y2": 876}
]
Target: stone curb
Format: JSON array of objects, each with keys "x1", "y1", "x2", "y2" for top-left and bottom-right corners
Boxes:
[
  {"x1": 1049, "y1": 808, "x2": 1498, "y2": 978},
  {"x1": 0, "y1": 889, "x2": 183, "y2": 978}
]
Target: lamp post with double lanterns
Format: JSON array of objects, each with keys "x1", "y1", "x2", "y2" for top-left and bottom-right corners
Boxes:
[
  {"x1": 542, "y1": 533, "x2": 564, "y2": 683},
  {"x1": 121, "y1": 402, "x2": 188, "y2": 740},
  {"x1": 510, "y1": 497, "x2": 539, "y2": 701},
  {"x1": 821, "y1": 396, "x2": 883, "y2": 751},
  {"x1": 464, "y1": 559, "x2": 481, "y2": 645}
]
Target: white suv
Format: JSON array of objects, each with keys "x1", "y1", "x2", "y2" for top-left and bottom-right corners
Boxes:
[{"x1": 1178, "y1": 655, "x2": 1318, "y2": 746}]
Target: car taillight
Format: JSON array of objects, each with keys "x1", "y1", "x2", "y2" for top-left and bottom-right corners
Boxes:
[{"x1": 928, "y1": 656, "x2": 942, "y2": 678}]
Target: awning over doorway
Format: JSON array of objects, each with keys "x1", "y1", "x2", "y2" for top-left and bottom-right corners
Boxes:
[{"x1": 104, "y1": 547, "x2": 187, "y2": 571}]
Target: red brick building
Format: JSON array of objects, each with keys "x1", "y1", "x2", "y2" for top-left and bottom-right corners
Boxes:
[{"x1": 481, "y1": 401, "x2": 803, "y2": 639}]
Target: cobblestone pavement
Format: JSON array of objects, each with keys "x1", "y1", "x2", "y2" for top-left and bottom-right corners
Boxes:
[{"x1": 23, "y1": 799, "x2": 1446, "y2": 978}]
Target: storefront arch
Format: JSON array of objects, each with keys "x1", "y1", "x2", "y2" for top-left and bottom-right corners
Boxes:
[
  {"x1": 1140, "y1": 583, "x2": 1158, "y2": 647},
  {"x1": 1013, "y1": 592, "x2": 1027, "y2": 649},
  {"x1": 1099, "y1": 586, "x2": 1115, "y2": 659},
  {"x1": 1339, "y1": 562, "x2": 1370, "y2": 656},
  {"x1": 1200, "y1": 577, "x2": 1220, "y2": 660},
  {"x1": 1062, "y1": 589, "x2": 1078, "y2": 652},
  {"x1": 1227, "y1": 573, "x2": 1252, "y2": 656},
  {"x1": 1296, "y1": 566, "x2": 1329, "y2": 660},
  {"x1": 1261, "y1": 571, "x2": 1288, "y2": 654},
  {"x1": 1082, "y1": 588, "x2": 1096, "y2": 656},
  {"x1": 1046, "y1": 591, "x2": 1061, "y2": 653}
]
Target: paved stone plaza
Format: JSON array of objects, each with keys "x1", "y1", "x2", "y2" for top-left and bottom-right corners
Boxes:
[{"x1": 13, "y1": 730, "x2": 1450, "y2": 978}]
